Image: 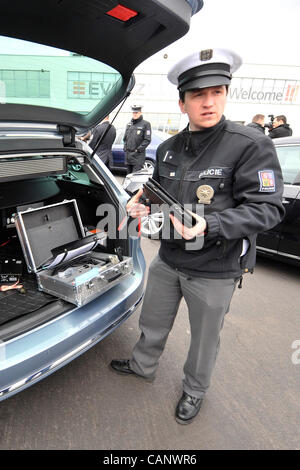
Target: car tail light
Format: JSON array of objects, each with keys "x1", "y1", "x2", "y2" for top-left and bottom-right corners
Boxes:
[{"x1": 106, "y1": 4, "x2": 138, "y2": 22}]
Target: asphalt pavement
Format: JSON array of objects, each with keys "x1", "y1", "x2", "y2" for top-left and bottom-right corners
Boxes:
[{"x1": 0, "y1": 234, "x2": 300, "y2": 450}]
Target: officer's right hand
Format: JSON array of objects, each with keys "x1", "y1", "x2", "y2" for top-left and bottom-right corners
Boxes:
[
  {"x1": 126, "y1": 189, "x2": 150, "y2": 218},
  {"x1": 170, "y1": 210, "x2": 207, "y2": 240}
]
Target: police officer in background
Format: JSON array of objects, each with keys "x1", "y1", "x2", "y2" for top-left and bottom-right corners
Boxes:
[
  {"x1": 111, "y1": 48, "x2": 284, "y2": 425},
  {"x1": 124, "y1": 105, "x2": 152, "y2": 174}
]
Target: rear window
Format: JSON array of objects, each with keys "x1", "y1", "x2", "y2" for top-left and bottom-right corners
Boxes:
[
  {"x1": 276, "y1": 145, "x2": 300, "y2": 184},
  {"x1": 0, "y1": 36, "x2": 122, "y2": 115}
]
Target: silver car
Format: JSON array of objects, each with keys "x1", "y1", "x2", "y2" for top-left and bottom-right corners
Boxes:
[{"x1": 0, "y1": 0, "x2": 203, "y2": 401}]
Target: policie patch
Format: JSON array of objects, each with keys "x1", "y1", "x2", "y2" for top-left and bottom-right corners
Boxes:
[{"x1": 258, "y1": 170, "x2": 276, "y2": 192}]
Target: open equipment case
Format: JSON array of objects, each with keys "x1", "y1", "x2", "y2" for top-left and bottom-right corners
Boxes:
[{"x1": 15, "y1": 199, "x2": 133, "y2": 307}]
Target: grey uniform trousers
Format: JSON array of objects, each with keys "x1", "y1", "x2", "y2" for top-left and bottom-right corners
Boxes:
[{"x1": 130, "y1": 255, "x2": 238, "y2": 399}]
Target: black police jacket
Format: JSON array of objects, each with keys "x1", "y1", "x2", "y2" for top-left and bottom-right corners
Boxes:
[
  {"x1": 124, "y1": 115, "x2": 151, "y2": 160},
  {"x1": 152, "y1": 117, "x2": 285, "y2": 279},
  {"x1": 268, "y1": 124, "x2": 293, "y2": 139},
  {"x1": 246, "y1": 122, "x2": 265, "y2": 134}
]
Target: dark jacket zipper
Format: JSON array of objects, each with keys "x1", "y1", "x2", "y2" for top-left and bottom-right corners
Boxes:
[{"x1": 177, "y1": 124, "x2": 226, "y2": 202}]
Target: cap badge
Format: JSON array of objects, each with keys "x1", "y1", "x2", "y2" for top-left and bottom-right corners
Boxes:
[
  {"x1": 196, "y1": 185, "x2": 214, "y2": 204},
  {"x1": 200, "y1": 49, "x2": 213, "y2": 61}
]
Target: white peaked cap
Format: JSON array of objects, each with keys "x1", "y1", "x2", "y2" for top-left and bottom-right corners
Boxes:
[{"x1": 168, "y1": 48, "x2": 242, "y2": 92}]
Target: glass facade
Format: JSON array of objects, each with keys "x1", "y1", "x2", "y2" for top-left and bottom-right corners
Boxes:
[
  {"x1": 0, "y1": 36, "x2": 122, "y2": 113},
  {"x1": 0, "y1": 35, "x2": 299, "y2": 134},
  {"x1": 0, "y1": 69, "x2": 50, "y2": 98}
]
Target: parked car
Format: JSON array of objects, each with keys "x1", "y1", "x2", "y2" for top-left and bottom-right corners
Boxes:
[
  {"x1": 0, "y1": 0, "x2": 203, "y2": 401},
  {"x1": 110, "y1": 129, "x2": 170, "y2": 172},
  {"x1": 69, "y1": 129, "x2": 170, "y2": 173},
  {"x1": 256, "y1": 136, "x2": 300, "y2": 266},
  {"x1": 123, "y1": 136, "x2": 300, "y2": 265}
]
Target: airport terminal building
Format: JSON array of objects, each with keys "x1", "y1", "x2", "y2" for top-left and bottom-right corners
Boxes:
[
  {"x1": 129, "y1": 53, "x2": 300, "y2": 135},
  {"x1": 0, "y1": 52, "x2": 299, "y2": 135}
]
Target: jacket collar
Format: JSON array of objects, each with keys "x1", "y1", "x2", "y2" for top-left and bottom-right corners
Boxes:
[
  {"x1": 184, "y1": 115, "x2": 225, "y2": 135},
  {"x1": 181, "y1": 116, "x2": 226, "y2": 152},
  {"x1": 131, "y1": 115, "x2": 143, "y2": 124}
]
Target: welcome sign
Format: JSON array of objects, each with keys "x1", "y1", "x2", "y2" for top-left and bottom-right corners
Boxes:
[{"x1": 229, "y1": 77, "x2": 300, "y2": 104}]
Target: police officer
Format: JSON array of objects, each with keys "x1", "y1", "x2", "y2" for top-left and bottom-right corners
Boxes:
[
  {"x1": 124, "y1": 105, "x2": 152, "y2": 174},
  {"x1": 110, "y1": 48, "x2": 284, "y2": 425}
]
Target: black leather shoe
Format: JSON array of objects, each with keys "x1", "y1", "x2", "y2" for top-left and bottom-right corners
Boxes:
[
  {"x1": 110, "y1": 359, "x2": 154, "y2": 382},
  {"x1": 175, "y1": 392, "x2": 203, "y2": 425},
  {"x1": 110, "y1": 359, "x2": 136, "y2": 375}
]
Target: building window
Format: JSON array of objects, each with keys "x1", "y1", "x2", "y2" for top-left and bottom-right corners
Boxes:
[
  {"x1": 67, "y1": 71, "x2": 119, "y2": 99},
  {"x1": 0, "y1": 70, "x2": 50, "y2": 98}
]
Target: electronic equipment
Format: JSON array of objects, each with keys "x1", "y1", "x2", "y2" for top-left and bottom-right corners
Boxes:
[
  {"x1": 15, "y1": 200, "x2": 133, "y2": 306},
  {"x1": 143, "y1": 178, "x2": 194, "y2": 228},
  {"x1": 0, "y1": 257, "x2": 23, "y2": 283}
]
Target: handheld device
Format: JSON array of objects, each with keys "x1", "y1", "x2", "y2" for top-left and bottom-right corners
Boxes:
[{"x1": 143, "y1": 178, "x2": 194, "y2": 228}]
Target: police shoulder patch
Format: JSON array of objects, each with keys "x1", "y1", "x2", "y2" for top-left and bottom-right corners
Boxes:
[{"x1": 258, "y1": 170, "x2": 276, "y2": 192}]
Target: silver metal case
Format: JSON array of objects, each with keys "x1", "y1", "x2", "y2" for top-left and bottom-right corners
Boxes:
[{"x1": 15, "y1": 200, "x2": 133, "y2": 306}]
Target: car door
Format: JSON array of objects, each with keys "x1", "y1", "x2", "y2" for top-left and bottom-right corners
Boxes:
[
  {"x1": 111, "y1": 129, "x2": 126, "y2": 168},
  {"x1": 277, "y1": 185, "x2": 300, "y2": 260},
  {"x1": 271, "y1": 143, "x2": 300, "y2": 260},
  {"x1": 257, "y1": 142, "x2": 300, "y2": 256}
]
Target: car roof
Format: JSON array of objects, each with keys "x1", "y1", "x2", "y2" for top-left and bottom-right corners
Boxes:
[
  {"x1": 274, "y1": 136, "x2": 300, "y2": 145},
  {"x1": 0, "y1": 0, "x2": 202, "y2": 131}
]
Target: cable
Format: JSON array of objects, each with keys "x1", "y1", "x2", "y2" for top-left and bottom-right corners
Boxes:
[
  {"x1": 0, "y1": 280, "x2": 24, "y2": 292},
  {"x1": 0, "y1": 239, "x2": 10, "y2": 247}
]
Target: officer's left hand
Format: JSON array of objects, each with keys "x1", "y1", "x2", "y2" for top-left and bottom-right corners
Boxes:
[
  {"x1": 126, "y1": 188, "x2": 150, "y2": 218},
  {"x1": 170, "y1": 210, "x2": 207, "y2": 240}
]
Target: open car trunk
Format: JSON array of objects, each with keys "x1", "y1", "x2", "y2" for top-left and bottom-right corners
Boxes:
[{"x1": 0, "y1": 145, "x2": 129, "y2": 339}]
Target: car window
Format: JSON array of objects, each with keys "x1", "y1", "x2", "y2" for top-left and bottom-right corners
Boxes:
[
  {"x1": 113, "y1": 129, "x2": 170, "y2": 146},
  {"x1": 153, "y1": 131, "x2": 171, "y2": 142},
  {"x1": 276, "y1": 145, "x2": 300, "y2": 185},
  {"x1": 114, "y1": 129, "x2": 125, "y2": 145},
  {"x1": 0, "y1": 35, "x2": 122, "y2": 116}
]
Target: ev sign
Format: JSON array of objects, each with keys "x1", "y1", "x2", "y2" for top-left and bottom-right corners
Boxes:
[{"x1": 71, "y1": 80, "x2": 115, "y2": 99}]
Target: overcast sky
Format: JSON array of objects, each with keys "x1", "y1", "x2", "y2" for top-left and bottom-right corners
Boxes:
[{"x1": 155, "y1": 0, "x2": 300, "y2": 66}]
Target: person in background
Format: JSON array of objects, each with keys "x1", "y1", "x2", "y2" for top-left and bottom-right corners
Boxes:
[
  {"x1": 80, "y1": 115, "x2": 116, "y2": 165},
  {"x1": 247, "y1": 114, "x2": 265, "y2": 133},
  {"x1": 268, "y1": 115, "x2": 293, "y2": 139},
  {"x1": 123, "y1": 105, "x2": 151, "y2": 174}
]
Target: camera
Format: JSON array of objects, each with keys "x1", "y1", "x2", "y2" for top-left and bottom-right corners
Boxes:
[{"x1": 264, "y1": 114, "x2": 275, "y2": 130}]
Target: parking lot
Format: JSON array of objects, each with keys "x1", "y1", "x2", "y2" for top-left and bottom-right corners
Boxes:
[{"x1": 0, "y1": 233, "x2": 300, "y2": 450}]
